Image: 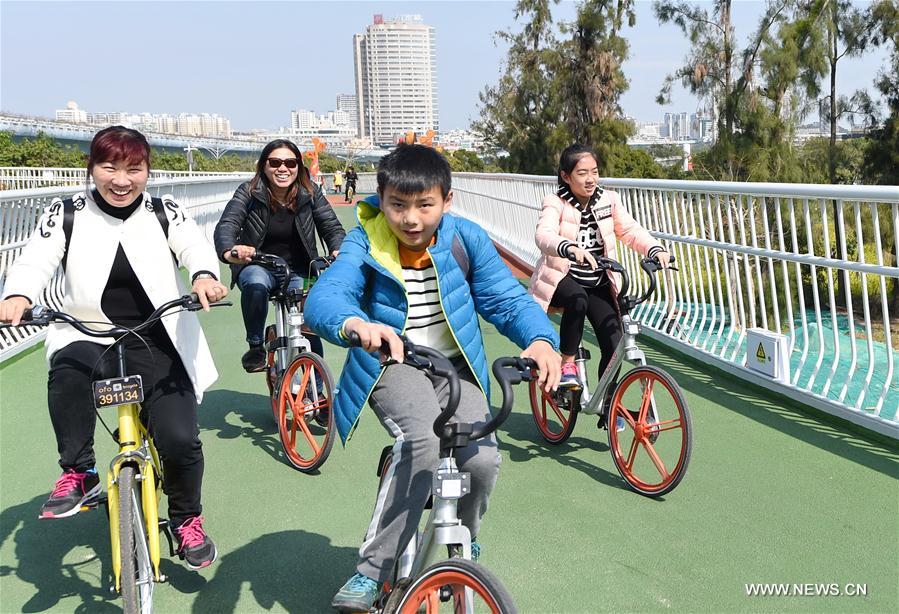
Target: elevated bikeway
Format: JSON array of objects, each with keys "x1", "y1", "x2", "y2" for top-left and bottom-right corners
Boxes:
[{"x1": 0, "y1": 179, "x2": 896, "y2": 613}]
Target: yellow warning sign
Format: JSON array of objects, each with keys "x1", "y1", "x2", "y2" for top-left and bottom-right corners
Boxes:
[{"x1": 756, "y1": 343, "x2": 767, "y2": 362}]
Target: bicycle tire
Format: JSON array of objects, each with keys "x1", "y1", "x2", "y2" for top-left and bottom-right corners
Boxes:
[
  {"x1": 391, "y1": 558, "x2": 517, "y2": 614},
  {"x1": 118, "y1": 466, "x2": 154, "y2": 614},
  {"x1": 529, "y1": 378, "x2": 578, "y2": 444},
  {"x1": 607, "y1": 365, "x2": 692, "y2": 497},
  {"x1": 275, "y1": 352, "x2": 336, "y2": 472}
]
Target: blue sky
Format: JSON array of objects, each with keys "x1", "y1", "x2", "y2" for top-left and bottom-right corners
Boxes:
[{"x1": 0, "y1": 1, "x2": 888, "y2": 132}]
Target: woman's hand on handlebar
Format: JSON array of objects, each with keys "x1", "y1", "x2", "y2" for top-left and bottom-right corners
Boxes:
[
  {"x1": 520, "y1": 339, "x2": 561, "y2": 393},
  {"x1": 344, "y1": 317, "x2": 405, "y2": 363},
  {"x1": 0, "y1": 296, "x2": 31, "y2": 326},
  {"x1": 225, "y1": 245, "x2": 256, "y2": 264},
  {"x1": 191, "y1": 277, "x2": 229, "y2": 312},
  {"x1": 566, "y1": 246, "x2": 599, "y2": 270}
]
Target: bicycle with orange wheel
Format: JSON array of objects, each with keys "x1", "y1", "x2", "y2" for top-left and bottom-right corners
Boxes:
[
  {"x1": 234, "y1": 250, "x2": 336, "y2": 473},
  {"x1": 530, "y1": 255, "x2": 693, "y2": 497},
  {"x1": 350, "y1": 332, "x2": 529, "y2": 613}
]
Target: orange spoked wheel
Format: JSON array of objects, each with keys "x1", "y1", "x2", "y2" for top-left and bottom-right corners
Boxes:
[
  {"x1": 392, "y1": 559, "x2": 516, "y2": 614},
  {"x1": 264, "y1": 324, "x2": 279, "y2": 422},
  {"x1": 274, "y1": 352, "x2": 335, "y2": 473},
  {"x1": 607, "y1": 365, "x2": 692, "y2": 497},
  {"x1": 529, "y1": 374, "x2": 578, "y2": 444}
]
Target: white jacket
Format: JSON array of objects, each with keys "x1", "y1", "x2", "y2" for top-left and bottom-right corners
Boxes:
[{"x1": 2, "y1": 191, "x2": 221, "y2": 402}]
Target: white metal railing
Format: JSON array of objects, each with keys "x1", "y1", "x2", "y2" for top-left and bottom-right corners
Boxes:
[
  {"x1": 0, "y1": 174, "x2": 250, "y2": 359},
  {"x1": 0, "y1": 167, "x2": 246, "y2": 191},
  {"x1": 451, "y1": 173, "x2": 899, "y2": 438}
]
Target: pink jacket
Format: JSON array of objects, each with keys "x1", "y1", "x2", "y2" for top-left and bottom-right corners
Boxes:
[{"x1": 529, "y1": 190, "x2": 662, "y2": 311}]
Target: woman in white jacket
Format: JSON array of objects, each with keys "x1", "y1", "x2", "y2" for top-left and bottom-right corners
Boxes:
[{"x1": 0, "y1": 126, "x2": 227, "y2": 570}]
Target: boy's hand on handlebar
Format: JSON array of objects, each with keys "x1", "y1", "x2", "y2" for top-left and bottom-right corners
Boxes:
[
  {"x1": 344, "y1": 318, "x2": 404, "y2": 363},
  {"x1": 192, "y1": 278, "x2": 229, "y2": 312},
  {"x1": 567, "y1": 246, "x2": 598, "y2": 270},
  {"x1": 0, "y1": 296, "x2": 31, "y2": 325},
  {"x1": 225, "y1": 245, "x2": 256, "y2": 264},
  {"x1": 520, "y1": 340, "x2": 561, "y2": 393}
]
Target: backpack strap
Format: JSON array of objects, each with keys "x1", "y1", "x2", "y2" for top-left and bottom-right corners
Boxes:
[
  {"x1": 451, "y1": 234, "x2": 470, "y2": 281},
  {"x1": 61, "y1": 195, "x2": 86, "y2": 271},
  {"x1": 150, "y1": 196, "x2": 170, "y2": 238}
]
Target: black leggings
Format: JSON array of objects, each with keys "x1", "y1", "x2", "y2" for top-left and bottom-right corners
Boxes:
[
  {"x1": 47, "y1": 339, "x2": 203, "y2": 527},
  {"x1": 549, "y1": 274, "x2": 623, "y2": 382}
]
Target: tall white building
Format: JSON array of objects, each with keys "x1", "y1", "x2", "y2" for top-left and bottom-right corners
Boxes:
[
  {"x1": 353, "y1": 14, "x2": 439, "y2": 145},
  {"x1": 336, "y1": 94, "x2": 358, "y2": 134}
]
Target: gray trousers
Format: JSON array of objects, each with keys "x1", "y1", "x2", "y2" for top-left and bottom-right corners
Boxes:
[{"x1": 358, "y1": 358, "x2": 502, "y2": 582}]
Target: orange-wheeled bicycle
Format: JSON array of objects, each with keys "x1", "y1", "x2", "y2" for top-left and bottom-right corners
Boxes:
[
  {"x1": 530, "y1": 255, "x2": 692, "y2": 497},
  {"x1": 235, "y1": 250, "x2": 336, "y2": 473}
]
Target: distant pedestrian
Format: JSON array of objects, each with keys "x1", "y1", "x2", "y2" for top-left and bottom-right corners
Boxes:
[{"x1": 333, "y1": 170, "x2": 343, "y2": 195}]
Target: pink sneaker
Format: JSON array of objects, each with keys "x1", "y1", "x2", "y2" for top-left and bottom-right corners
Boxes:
[
  {"x1": 176, "y1": 516, "x2": 218, "y2": 570},
  {"x1": 39, "y1": 470, "x2": 101, "y2": 519},
  {"x1": 559, "y1": 362, "x2": 582, "y2": 389}
]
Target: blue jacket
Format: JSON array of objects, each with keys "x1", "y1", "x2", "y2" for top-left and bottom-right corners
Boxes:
[{"x1": 305, "y1": 195, "x2": 559, "y2": 443}]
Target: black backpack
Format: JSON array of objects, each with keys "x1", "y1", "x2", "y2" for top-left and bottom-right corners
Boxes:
[{"x1": 61, "y1": 195, "x2": 172, "y2": 271}]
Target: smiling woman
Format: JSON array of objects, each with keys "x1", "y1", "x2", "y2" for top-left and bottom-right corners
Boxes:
[
  {"x1": 0, "y1": 125, "x2": 228, "y2": 571},
  {"x1": 213, "y1": 139, "x2": 346, "y2": 373},
  {"x1": 87, "y1": 128, "x2": 151, "y2": 205}
]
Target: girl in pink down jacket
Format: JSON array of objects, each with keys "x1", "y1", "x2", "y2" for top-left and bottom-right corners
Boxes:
[{"x1": 529, "y1": 143, "x2": 671, "y2": 400}]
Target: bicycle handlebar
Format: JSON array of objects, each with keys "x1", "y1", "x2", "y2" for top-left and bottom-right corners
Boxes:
[
  {"x1": 230, "y1": 249, "x2": 334, "y2": 282},
  {"x1": 6, "y1": 294, "x2": 231, "y2": 338},
  {"x1": 347, "y1": 332, "x2": 536, "y2": 445},
  {"x1": 567, "y1": 252, "x2": 675, "y2": 310}
]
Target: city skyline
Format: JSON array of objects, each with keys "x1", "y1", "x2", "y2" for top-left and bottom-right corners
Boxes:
[{"x1": 0, "y1": 1, "x2": 889, "y2": 133}]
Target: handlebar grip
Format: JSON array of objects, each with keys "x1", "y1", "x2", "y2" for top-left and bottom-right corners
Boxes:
[
  {"x1": 230, "y1": 248, "x2": 238, "y2": 258},
  {"x1": 469, "y1": 356, "x2": 538, "y2": 441}
]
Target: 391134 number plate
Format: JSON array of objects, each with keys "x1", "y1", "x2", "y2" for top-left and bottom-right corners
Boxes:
[{"x1": 92, "y1": 375, "x2": 144, "y2": 409}]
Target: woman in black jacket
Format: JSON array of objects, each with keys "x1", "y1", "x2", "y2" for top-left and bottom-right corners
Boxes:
[{"x1": 214, "y1": 139, "x2": 345, "y2": 372}]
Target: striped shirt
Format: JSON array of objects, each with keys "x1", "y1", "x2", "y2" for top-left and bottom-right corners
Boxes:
[
  {"x1": 555, "y1": 186, "x2": 607, "y2": 288},
  {"x1": 399, "y1": 242, "x2": 461, "y2": 358}
]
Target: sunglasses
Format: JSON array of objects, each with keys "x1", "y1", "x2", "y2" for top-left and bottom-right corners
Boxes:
[{"x1": 267, "y1": 157, "x2": 300, "y2": 169}]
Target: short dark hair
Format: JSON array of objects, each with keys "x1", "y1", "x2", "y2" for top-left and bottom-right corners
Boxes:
[
  {"x1": 87, "y1": 126, "x2": 150, "y2": 172},
  {"x1": 377, "y1": 144, "x2": 451, "y2": 199}
]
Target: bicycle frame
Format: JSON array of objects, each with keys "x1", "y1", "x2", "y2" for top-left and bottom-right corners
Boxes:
[
  {"x1": 102, "y1": 339, "x2": 165, "y2": 591},
  {"x1": 575, "y1": 313, "x2": 647, "y2": 415},
  {"x1": 390, "y1": 455, "x2": 477, "y2": 612},
  {"x1": 107, "y1": 402, "x2": 164, "y2": 589}
]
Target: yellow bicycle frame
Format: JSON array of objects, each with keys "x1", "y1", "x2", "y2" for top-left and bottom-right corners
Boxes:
[{"x1": 106, "y1": 402, "x2": 164, "y2": 590}]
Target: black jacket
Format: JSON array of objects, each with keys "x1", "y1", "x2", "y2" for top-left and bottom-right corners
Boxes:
[{"x1": 214, "y1": 180, "x2": 346, "y2": 286}]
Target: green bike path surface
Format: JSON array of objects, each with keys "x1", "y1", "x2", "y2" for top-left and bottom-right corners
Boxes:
[{"x1": 1, "y1": 204, "x2": 897, "y2": 613}]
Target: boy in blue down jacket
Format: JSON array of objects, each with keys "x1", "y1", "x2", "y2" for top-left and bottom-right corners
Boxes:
[{"x1": 305, "y1": 144, "x2": 561, "y2": 612}]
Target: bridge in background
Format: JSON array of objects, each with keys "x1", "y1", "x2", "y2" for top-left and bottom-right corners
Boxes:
[{"x1": 0, "y1": 115, "x2": 391, "y2": 160}]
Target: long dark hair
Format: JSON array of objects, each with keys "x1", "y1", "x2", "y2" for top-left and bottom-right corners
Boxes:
[
  {"x1": 557, "y1": 143, "x2": 598, "y2": 190},
  {"x1": 249, "y1": 139, "x2": 314, "y2": 212}
]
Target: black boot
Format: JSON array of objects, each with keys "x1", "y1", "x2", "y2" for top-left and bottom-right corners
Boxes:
[{"x1": 241, "y1": 345, "x2": 266, "y2": 372}]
